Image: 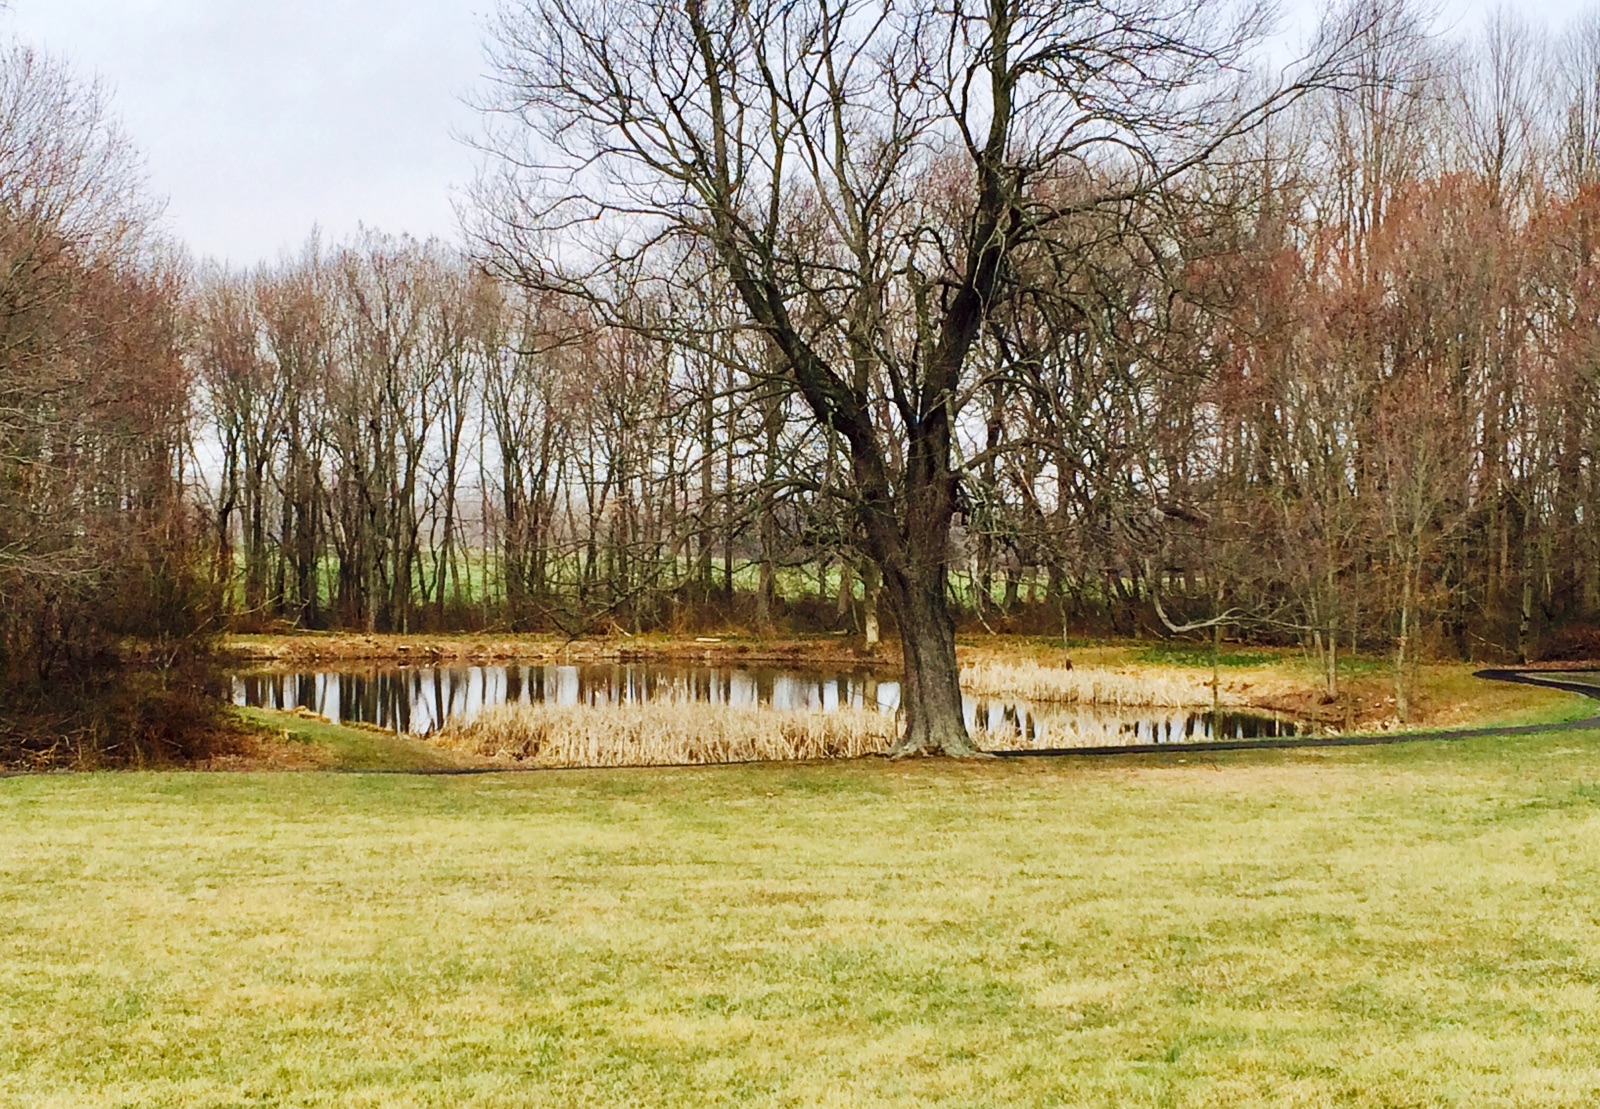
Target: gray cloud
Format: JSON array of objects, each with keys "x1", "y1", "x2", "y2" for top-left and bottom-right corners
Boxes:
[
  {"x1": 7, "y1": 0, "x2": 487, "y2": 264},
  {"x1": 3, "y1": 0, "x2": 1577, "y2": 266}
]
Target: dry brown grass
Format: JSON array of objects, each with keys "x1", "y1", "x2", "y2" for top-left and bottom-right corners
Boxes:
[
  {"x1": 432, "y1": 700, "x2": 903, "y2": 767},
  {"x1": 427, "y1": 696, "x2": 1234, "y2": 768},
  {"x1": 960, "y1": 659, "x2": 1249, "y2": 706},
  {"x1": 431, "y1": 698, "x2": 1258, "y2": 766}
]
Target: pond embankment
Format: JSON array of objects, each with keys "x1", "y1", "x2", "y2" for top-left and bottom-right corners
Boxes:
[{"x1": 224, "y1": 634, "x2": 1596, "y2": 770}]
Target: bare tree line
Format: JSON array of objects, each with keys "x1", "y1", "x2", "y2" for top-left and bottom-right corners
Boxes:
[
  {"x1": 9, "y1": 0, "x2": 1600, "y2": 759},
  {"x1": 196, "y1": 234, "x2": 807, "y2": 637},
  {"x1": 192, "y1": 1, "x2": 1600, "y2": 733},
  {"x1": 0, "y1": 34, "x2": 215, "y2": 760},
  {"x1": 191, "y1": 0, "x2": 1598, "y2": 748}
]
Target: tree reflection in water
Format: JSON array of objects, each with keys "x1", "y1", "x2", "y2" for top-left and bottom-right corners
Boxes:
[{"x1": 232, "y1": 663, "x2": 1301, "y2": 748}]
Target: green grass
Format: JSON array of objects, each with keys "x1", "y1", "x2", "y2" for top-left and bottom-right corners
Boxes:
[
  {"x1": 1136, "y1": 643, "x2": 1277, "y2": 669},
  {"x1": 234, "y1": 706, "x2": 462, "y2": 771},
  {"x1": 6, "y1": 730, "x2": 1600, "y2": 1106}
]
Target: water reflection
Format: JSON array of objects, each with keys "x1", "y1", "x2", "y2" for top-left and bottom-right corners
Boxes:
[
  {"x1": 233, "y1": 662, "x2": 1301, "y2": 748},
  {"x1": 234, "y1": 664, "x2": 897, "y2": 735},
  {"x1": 963, "y1": 700, "x2": 1300, "y2": 747}
]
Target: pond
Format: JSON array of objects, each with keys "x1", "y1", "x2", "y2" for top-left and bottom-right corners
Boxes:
[{"x1": 232, "y1": 662, "x2": 1302, "y2": 750}]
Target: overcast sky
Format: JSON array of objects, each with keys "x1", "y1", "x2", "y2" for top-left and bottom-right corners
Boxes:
[{"x1": 2, "y1": 0, "x2": 1580, "y2": 267}]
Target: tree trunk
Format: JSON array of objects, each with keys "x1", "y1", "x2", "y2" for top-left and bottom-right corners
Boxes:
[
  {"x1": 883, "y1": 567, "x2": 974, "y2": 756},
  {"x1": 1517, "y1": 530, "x2": 1535, "y2": 664},
  {"x1": 755, "y1": 474, "x2": 774, "y2": 632},
  {"x1": 699, "y1": 389, "x2": 715, "y2": 602},
  {"x1": 1210, "y1": 618, "x2": 1222, "y2": 718},
  {"x1": 1395, "y1": 566, "x2": 1414, "y2": 724},
  {"x1": 1324, "y1": 628, "x2": 1337, "y2": 702},
  {"x1": 862, "y1": 561, "x2": 881, "y2": 646}
]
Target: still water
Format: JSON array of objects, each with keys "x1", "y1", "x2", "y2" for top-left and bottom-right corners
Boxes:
[{"x1": 232, "y1": 662, "x2": 1301, "y2": 749}]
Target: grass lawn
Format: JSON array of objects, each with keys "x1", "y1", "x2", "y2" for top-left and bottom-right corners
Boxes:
[
  {"x1": 6, "y1": 725, "x2": 1600, "y2": 1106},
  {"x1": 231, "y1": 707, "x2": 466, "y2": 772}
]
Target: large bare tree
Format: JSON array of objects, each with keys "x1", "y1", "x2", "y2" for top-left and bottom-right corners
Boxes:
[{"x1": 471, "y1": 0, "x2": 1352, "y2": 753}]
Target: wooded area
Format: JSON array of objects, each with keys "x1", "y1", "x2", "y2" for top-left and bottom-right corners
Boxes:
[
  {"x1": 4, "y1": 0, "x2": 1600, "y2": 757},
  {"x1": 0, "y1": 41, "x2": 215, "y2": 760}
]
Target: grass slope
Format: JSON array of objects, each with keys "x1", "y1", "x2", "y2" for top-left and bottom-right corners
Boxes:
[
  {"x1": 5, "y1": 732, "x2": 1600, "y2": 1106},
  {"x1": 233, "y1": 706, "x2": 464, "y2": 771}
]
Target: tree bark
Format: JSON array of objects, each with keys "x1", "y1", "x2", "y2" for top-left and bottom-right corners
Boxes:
[
  {"x1": 862, "y1": 561, "x2": 881, "y2": 646},
  {"x1": 885, "y1": 567, "x2": 975, "y2": 757}
]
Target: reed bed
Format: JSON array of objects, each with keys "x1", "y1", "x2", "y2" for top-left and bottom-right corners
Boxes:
[
  {"x1": 430, "y1": 661, "x2": 1290, "y2": 768},
  {"x1": 428, "y1": 699, "x2": 1188, "y2": 766},
  {"x1": 431, "y1": 700, "x2": 903, "y2": 767},
  {"x1": 960, "y1": 660, "x2": 1248, "y2": 707}
]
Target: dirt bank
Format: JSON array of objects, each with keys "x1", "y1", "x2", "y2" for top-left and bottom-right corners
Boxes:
[{"x1": 224, "y1": 631, "x2": 896, "y2": 668}]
